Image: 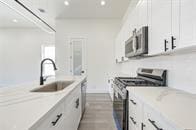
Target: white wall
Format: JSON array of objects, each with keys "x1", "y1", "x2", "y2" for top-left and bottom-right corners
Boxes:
[
  {"x1": 55, "y1": 19, "x2": 120, "y2": 93},
  {"x1": 0, "y1": 28, "x2": 54, "y2": 87},
  {"x1": 117, "y1": 53, "x2": 196, "y2": 94}
]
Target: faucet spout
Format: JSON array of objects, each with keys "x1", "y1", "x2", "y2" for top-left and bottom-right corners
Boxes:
[{"x1": 40, "y1": 58, "x2": 57, "y2": 85}]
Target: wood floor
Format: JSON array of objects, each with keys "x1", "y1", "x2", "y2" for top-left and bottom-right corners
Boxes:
[{"x1": 78, "y1": 94, "x2": 117, "y2": 130}]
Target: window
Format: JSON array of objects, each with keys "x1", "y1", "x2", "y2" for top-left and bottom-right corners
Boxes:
[{"x1": 42, "y1": 45, "x2": 55, "y2": 76}]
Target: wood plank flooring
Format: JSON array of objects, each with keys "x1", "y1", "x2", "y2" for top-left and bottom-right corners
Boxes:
[{"x1": 78, "y1": 94, "x2": 117, "y2": 130}]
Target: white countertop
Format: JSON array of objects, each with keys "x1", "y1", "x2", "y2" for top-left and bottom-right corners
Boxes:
[
  {"x1": 0, "y1": 76, "x2": 86, "y2": 130},
  {"x1": 127, "y1": 87, "x2": 196, "y2": 130}
]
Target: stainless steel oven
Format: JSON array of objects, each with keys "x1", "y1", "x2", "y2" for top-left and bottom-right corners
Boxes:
[
  {"x1": 113, "y1": 68, "x2": 167, "y2": 130},
  {"x1": 113, "y1": 84, "x2": 128, "y2": 130}
]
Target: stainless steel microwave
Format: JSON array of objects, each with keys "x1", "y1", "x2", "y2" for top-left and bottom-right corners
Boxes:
[
  {"x1": 125, "y1": 26, "x2": 148, "y2": 58},
  {"x1": 125, "y1": 35, "x2": 137, "y2": 58}
]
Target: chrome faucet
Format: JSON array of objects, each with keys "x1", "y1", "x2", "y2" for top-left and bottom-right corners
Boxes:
[{"x1": 40, "y1": 58, "x2": 57, "y2": 85}]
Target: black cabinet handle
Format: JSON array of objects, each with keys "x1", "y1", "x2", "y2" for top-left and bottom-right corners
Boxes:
[
  {"x1": 141, "y1": 123, "x2": 146, "y2": 130},
  {"x1": 130, "y1": 116, "x2": 137, "y2": 125},
  {"x1": 51, "y1": 113, "x2": 62, "y2": 126},
  {"x1": 164, "y1": 39, "x2": 169, "y2": 52},
  {"x1": 171, "y1": 36, "x2": 176, "y2": 49},
  {"x1": 148, "y1": 119, "x2": 163, "y2": 130},
  {"x1": 75, "y1": 98, "x2": 79, "y2": 109},
  {"x1": 130, "y1": 99, "x2": 137, "y2": 105}
]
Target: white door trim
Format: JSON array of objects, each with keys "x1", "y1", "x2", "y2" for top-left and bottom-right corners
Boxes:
[{"x1": 69, "y1": 37, "x2": 87, "y2": 76}]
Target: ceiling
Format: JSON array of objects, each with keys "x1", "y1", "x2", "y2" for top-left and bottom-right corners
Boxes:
[
  {"x1": 28, "y1": 0, "x2": 131, "y2": 19},
  {"x1": 0, "y1": 1, "x2": 36, "y2": 28},
  {"x1": 0, "y1": 0, "x2": 132, "y2": 28}
]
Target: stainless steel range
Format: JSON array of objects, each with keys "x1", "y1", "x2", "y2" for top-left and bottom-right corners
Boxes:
[{"x1": 113, "y1": 68, "x2": 167, "y2": 130}]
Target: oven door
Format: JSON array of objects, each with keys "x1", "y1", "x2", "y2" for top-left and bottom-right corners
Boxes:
[
  {"x1": 135, "y1": 26, "x2": 148, "y2": 56},
  {"x1": 113, "y1": 85, "x2": 128, "y2": 130}
]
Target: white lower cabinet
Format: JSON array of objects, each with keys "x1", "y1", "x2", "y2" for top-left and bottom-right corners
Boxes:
[
  {"x1": 129, "y1": 94, "x2": 143, "y2": 130},
  {"x1": 129, "y1": 92, "x2": 176, "y2": 130},
  {"x1": 108, "y1": 78, "x2": 114, "y2": 101},
  {"x1": 32, "y1": 85, "x2": 82, "y2": 130}
]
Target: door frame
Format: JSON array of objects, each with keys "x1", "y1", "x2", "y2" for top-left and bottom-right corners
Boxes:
[{"x1": 69, "y1": 37, "x2": 87, "y2": 76}]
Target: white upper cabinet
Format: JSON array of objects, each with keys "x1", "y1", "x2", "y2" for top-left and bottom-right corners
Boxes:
[
  {"x1": 138, "y1": 0, "x2": 148, "y2": 28},
  {"x1": 115, "y1": 0, "x2": 196, "y2": 60},
  {"x1": 177, "y1": 0, "x2": 196, "y2": 48},
  {"x1": 148, "y1": 0, "x2": 172, "y2": 55}
]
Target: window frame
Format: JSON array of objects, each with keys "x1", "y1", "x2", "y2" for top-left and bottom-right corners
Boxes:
[{"x1": 41, "y1": 44, "x2": 55, "y2": 77}]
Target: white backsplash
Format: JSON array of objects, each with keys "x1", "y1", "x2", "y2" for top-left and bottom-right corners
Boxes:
[{"x1": 117, "y1": 52, "x2": 196, "y2": 94}]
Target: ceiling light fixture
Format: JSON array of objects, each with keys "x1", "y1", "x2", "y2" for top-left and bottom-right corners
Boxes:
[
  {"x1": 64, "y1": 1, "x2": 69, "y2": 6},
  {"x1": 38, "y1": 8, "x2": 46, "y2": 13},
  {"x1": 101, "y1": 0, "x2": 106, "y2": 6},
  {"x1": 12, "y1": 19, "x2": 18, "y2": 23}
]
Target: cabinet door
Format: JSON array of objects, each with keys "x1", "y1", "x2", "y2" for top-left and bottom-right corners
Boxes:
[
  {"x1": 129, "y1": 93, "x2": 143, "y2": 130},
  {"x1": 64, "y1": 96, "x2": 81, "y2": 130},
  {"x1": 108, "y1": 78, "x2": 114, "y2": 101},
  {"x1": 148, "y1": 0, "x2": 172, "y2": 55},
  {"x1": 138, "y1": 0, "x2": 149, "y2": 28},
  {"x1": 177, "y1": 0, "x2": 196, "y2": 48},
  {"x1": 64, "y1": 87, "x2": 81, "y2": 130}
]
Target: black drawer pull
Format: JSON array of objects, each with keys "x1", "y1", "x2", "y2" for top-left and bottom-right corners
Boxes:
[
  {"x1": 52, "y1": 113, "x2": 62, "y2": 126},
  {"x1": 164, "y1": 39, "x2": 169, "y2": 52},
  {"x1": 130, "y1": 99, "x2": 137, "y2": 105},
  {"x1": 148, "y1": 119, "x2": 163, "y2": 130},
  {"x1": 75, "y1": 98, "x2": 80, "y2": 109},
  {"x1": 130, "y1": 116, "x2": 137, "y2": 125}
]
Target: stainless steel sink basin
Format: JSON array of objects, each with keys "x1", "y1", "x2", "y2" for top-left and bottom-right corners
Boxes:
[{"x1": 31, "y1": 80, "x2": 74, "y2": 92}]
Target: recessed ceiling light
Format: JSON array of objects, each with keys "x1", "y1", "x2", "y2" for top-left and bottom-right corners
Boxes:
[
  {"x1": 38, "y1": 8, "x2": 46, "y2": 13},
  {"x1": 12, "y1": 19, "x2": 18, "y2": 23},
  {"x1": 64, "y1": 1, "x2": 69, "y2": 6},
  {"x1": 101, "y1": 0, "x2": 106, "y2": 6}
]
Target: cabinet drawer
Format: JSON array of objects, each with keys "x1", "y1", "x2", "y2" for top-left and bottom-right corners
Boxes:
[
  {"x1": 32, "y1": 103, "x2": 65, "y2": 130},
  {"x1": 143, "y1": 105, "x2": 175, "y2": 130}
]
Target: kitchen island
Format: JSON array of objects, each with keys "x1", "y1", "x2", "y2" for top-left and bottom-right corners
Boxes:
[{"x1": 0, "y1": 76, "x2": 86, "y2": 130}]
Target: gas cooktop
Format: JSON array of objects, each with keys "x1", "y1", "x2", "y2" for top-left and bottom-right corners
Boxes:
[{"x1": 115, "y1": 77, "x2": 160, "y2": 87}]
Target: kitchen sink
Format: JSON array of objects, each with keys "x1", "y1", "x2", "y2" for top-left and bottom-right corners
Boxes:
[{"x1": 31, "y1": 80, "x2": 74, "y2": 92}]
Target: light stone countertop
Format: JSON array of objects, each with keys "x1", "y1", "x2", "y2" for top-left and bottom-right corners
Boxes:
[
  {"x1": 0, "y1": 76, "x2": 86, "y2": 130},
  {"x1": 127, "y1": 87, "x2": 196, "y2": 130}
]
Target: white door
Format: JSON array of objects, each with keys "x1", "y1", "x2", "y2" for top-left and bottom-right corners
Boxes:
[{"x1": 70, "y1": 38, "x2": 87, "y2": 76}]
